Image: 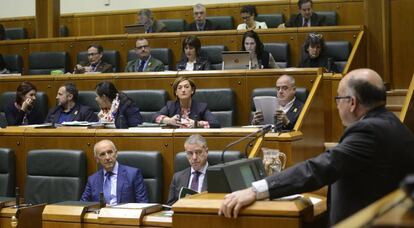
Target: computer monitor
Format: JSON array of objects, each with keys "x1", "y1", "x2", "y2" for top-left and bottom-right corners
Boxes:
[
  {"x1": 124, "y1": 24, "x2": 145, "y2": 34},
  {"x1": 207, "y1": 157, "x2": 266, "y2": 193},
  {"x1": 221, "y1": 51, "x2": 251, "y2": 70}
]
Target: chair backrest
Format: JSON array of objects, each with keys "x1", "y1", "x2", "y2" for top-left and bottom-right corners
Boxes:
[
  {"x1": 59, "y1": 25, "x2": 69, "y2": 37},
  {"x1": 200, "y1": 45, "x2": 229, "y2": 70},
  {"x1": 77, "y1": 50, "x2": 120, "y2": 72},
  {"x1": 192, "y1": 88, "x2": 235, "y2": 127},
  {"x1": 78, "y1": 91, "x2": 100, "y2": 113},
  {"x1": 158, "y1": 19, "x2": 187, "y2": 32},
  {"x1": 117, "y1": 151, "x2": 163, "y2": 203},
  {"x1": 123, "y1": 90, "x2": 168, "y2": 123},
  {"x1": 24, "y1": 149, "x2": 86, "y2": 204},
  {"x1": 3, "y1": 54, "x2": 23, "y2": 73},
  {"x1": 316, "y1": 11, "x2": 337, "y2": 26},
  {"x1": 206, "y1": 16, "x2": 234, "y2": 30},
  {"x1": 263, "y1": 43, "x2": 290, "y2": 68},
  {"x1": 127, "y1": 48, "x2": 173, "y2": 71},
  {"x1": 174, "y1": 151, "x2": 243, "y2": 172},
  {"x1": 0, "y1": 91, "x2": 49, "y2": 125},
  {"x1": 256, "y1": 14, "x2": 284, "y2": 28},
  {"x1": 5, "y1": 27, "x2": 28, "y2": 40},
  {"x1": 0, "y1": 148, "x2": 15, "y2": 197},
  {"x1": 324, "y1": 41, "x2": 351, "y2": 73},
  {"x1": 28, "y1": 51, "x2": 70, "y2": 75}
]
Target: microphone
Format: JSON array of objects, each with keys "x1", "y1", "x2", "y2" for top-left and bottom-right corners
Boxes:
[
  {"x1": 327, "y1": 57, "x2": 333, "y2": 73},
  {"x1": 15, "y1": 187, "x2": 20, "y2": 208},
  {"x1": 220, "y1": 124, "x2": 272, "y2": 163}
]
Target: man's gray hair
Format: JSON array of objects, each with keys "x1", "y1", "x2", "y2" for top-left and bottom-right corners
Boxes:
[
  {"x1": 94, "y1": 139, "x2": 117, "y2": 157},
  {"x1": 279, "y1": 74, "x2": 296, "y2": 87},
  {"x1": 184, "y1": 134, "x2": 207, "y2": 148},
  {"x1": 193, "y1": 3, "x2": 206, "y2": 11},
  {"x1": 138, "y1": 9, "x2": 153, "y2": 19}
]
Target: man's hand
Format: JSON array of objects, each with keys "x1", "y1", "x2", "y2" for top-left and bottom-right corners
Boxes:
[
  {"x1": 274, "y1": 110, "x2": 289, "y2": 126},
  {"x1": 251, "y1": 111, "x2": 264, "y2": 125},
  {"x1": 218, "y1": 187, "x2": 256, "y2": 218}
]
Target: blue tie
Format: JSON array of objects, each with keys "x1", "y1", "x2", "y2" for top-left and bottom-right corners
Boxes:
[
  {"x1": 103, "y1": 172, "x2": 112, "y2": 204},
  {"x1": 190, "y1": 171, "x2": 201, "y2": 191},
  {"x1": 137, "y1": 60, "x2": 146, "y2": 72}
]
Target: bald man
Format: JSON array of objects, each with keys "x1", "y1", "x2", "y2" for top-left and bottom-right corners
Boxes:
[{"x1": 219, "y1": 69, "x2": 414, "y2": 225}]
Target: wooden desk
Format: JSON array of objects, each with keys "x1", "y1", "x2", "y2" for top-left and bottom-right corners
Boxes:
[
  {"x1": 0, "y1": 204, "x2": 45, "y2": 228},
  {"x1": 172, "y1": 192, "x2": 326, "y2": 228}
]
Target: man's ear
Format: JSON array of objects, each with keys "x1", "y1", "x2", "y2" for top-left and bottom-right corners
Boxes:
[{"x1": 350, "y1": 96, "x2": 357, "y2": 112}]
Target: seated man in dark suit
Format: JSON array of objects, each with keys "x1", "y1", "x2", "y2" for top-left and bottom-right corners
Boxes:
[
  {"x1": 81, "y1": 139, "x2": 149, "y2": 205},
  {"x1": 219, "y1": 69, "x2": 414, "y2": 226},
  {"x1": 251, "y1": 75, "x2": 304, "y2": 131},
  {"x1": 45, "y1": 82, "x2": 98, "y2": 124},
  {"x1": 125, "y1": 38, "x2": 165, "y2": 72},
  {"x1": 284, "y1": 0, "x2": 326, "y2": 27},
  {"x1": 138, "y1": 9, "x2": 167, "y2": 33},
  {"x1": 186, "y1": 4, "x2": 218, "y2": 31},
  {"x1": 167, "y1": 134, "x2": 209, "y2": 205},
  {"x1": 73, "y1": 44, "x2": 113, "y2": 74}
]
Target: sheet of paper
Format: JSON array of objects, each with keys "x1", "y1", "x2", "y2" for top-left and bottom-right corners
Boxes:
[
  {"x1": 112, "y1": 203, "x2": 159, "y2": 209},
  {"x1": 253, "y1": 96, "x2": 279, "y2": 124}
]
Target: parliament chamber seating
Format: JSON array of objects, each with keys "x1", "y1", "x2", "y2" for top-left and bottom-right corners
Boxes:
[
  {"x1": 158, "y1": 19, "x2": 187, "y2": 32},
  {"x1": 128, "y1": 48, "x2": 173, "y2": 71},
  {"x1": 28, "y1": 51, "x2": 70, "y2": 75},
  {"x1": 256, "y1": 14, "x2": 284, "y2": 28},
  {"x1": 263, "y1": 43, "x2": 290, "y2": 68},
  {"x1": 192, "y1": 88, "x2": 235, "y2": 127},
  {"x1": 200, "y1": 45, "x2": 228, "y2": 70},
  {"x1": 4, "y1": 27, "x2": 28, "y2": 40},
  {"x1": 77, "y1": 91, "x2": 100, "y2": 113},
  {"x1": 325, "y1": 41, "x2": 352, "y2": 73},
  {"x1": 123, "y1": 90, "x2": 169, "y2": 123},
  {"x1": 0, "y1": 91, "x2": 49, "y2": 125},
  {"x1": 24, "y1": 149, "x2": 86, "y2": 204},
  {"x1": 206, "y1": 16, "x2": 234, "y2": 30},
  {"x1": 77, "y1": 50, "x2": 120, "y2": 72},
  {"x1": 117, "y1": 151, "x2": 163, "y2": 203},
  {"x1": 0, "y1": 148, "x2": 15, "y2": 197},
  {"x1": 174, "y1": 151, "x2": 244, "y2": 172},
  {"x1": 3, "y1": 54, "x2": 23, "y2": 73},
  {"x1": 316, "y1": 11, "x2": 338, "y2": 26}
]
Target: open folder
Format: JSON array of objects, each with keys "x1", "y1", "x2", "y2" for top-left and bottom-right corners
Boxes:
[
  {"x1": 178, "y1": 187, "x2": 198, "y2": 200},
  {"x1": 253, "y1": 96, "x2": 279, "y2": 124}
]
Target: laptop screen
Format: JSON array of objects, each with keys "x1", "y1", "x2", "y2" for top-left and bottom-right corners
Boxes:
[{"x1": 222, "y1": 51, "x2": 251, "y2": 70}]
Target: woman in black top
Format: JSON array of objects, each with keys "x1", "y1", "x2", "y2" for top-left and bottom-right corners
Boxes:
[
  {"x1": 299, "y1": 33, "x2": 338, "y2": 72},
  {"x1": 176, "y1": 35, "x2": 211, "y2": 71},
  {"x1": 241, "y1": 30, "x2": 279, "y2": 69}
]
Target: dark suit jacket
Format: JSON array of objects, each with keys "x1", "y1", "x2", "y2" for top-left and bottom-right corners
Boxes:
[
  {"x1": 186, "y1": 19, "x2": 218, "y2": 31},
  {"x1": 5, "y1": 102, "x2": 45, "y2": 126},
  {"x1": 167, "y1": 167, "x2": 208, "y2": 205},
  {"x1": 114, "y1": 93, "x2": 143, "y2": 128},
  {"x1": 80, "y1": 164, "x2": 149, "y2": 203},
  {"x1": 176, "y1": 57, "x2": 211, "y2": 71},
  {"x1": 154, "y1": 100, "x2": 221, "y2": 128},
  {"x1": 45, "y1": 103, "x2": 98, "y2": 124},
  {"x1": 280, "y1": 98, "x2": 304, "y2": 131},
  {"x1": 286, "y1": 13, "x2": 326, "y2": 27},
  {"x1": 125, "y1": 56, "x2": 165, "y2": 72},
  {"x1": 299, "y1": 53, "x2": 339, "y2": 73},
  {"x1": 148, "y1": 20, "x2": 167, "y2": 33},
  {"x1": 74, "y1": 61, "x2": 113, "y2": 74},
  {"x1": 264, "y1": 106, "x2": 414, "y2": 225}
]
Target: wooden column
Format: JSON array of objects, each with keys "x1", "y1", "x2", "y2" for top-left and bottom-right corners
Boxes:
[{"x1": 36, "y1": 0, "x2": 60, "y2": 38}]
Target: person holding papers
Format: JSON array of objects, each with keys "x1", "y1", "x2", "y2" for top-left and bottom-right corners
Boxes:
[
  {"x1": 5, "y1": 81, "x2": 44, "y2": 126},
  {"x1": 251, "y1": 75, "x2": 304, "y2": 131},
  {"x1": 45, "y1": 82, "x2": 98, "y2": 125},
  {"x1": 167, "y1": 134, "x2": 209, "y2": 205},
  {"x1": 81, "y1": 139, "x2": 148, "y2": 205},
  {"x1": 154, "y1": 76, "x2": 220, "y2": 128}
]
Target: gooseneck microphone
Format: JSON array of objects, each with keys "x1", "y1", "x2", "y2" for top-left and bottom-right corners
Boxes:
[
  {"x1": 15, "y1": 187, "x2": 20, "y2": 208},
  {"x1": 220, "y1": 124, "x2": 272, "y2": 163}
]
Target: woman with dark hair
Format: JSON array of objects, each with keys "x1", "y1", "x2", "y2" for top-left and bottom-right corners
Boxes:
[
  {"x1": 154, "y1": 76, "x2": 220, "y2": 128},
  {"x1": 5, "y1": 81, "x2": 44, "y2": 126},
  {"x1": 241, "y1": 30, "x2": 279, "y2": 69},
  {"x1": 176, "y1": 35, "x2": 211, "y2": 71},
  {"x1": 236, "y1": 5, "x2": 267, "y2": 30},
  {"x1": 299, "y1": 33, "x2": 338, "y2": 72},
  {"x1": 95, "y1": 81, "x2": 143, "y2": 128},
  {"x1": 0, "y1": 54, "x2": 10, "y2": 74}
]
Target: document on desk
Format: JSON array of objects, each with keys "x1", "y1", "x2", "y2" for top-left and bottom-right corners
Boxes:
[
  {"x1": 112, "y1": 203, "x2": 162, "y2": 214},
  {"x1": 253, "y1": 96, "x2": 279, "y2": 124}
]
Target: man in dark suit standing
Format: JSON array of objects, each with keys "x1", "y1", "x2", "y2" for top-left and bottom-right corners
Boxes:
[
  {"x1": 219, "y1": 68, "x2": 414, "y2": 225},
  {"x1": 252, "y1": 74, "x2": 304, "y2": 131},
  {"x1": 80, "y1": 139, "x2": 149, "y2": 205},
  {"x1": 167, "y1": 134, "x2": 209, "y2": 205},
  {"x1": 285, "y1": 0, "x2": 326, "y2": 27},
  {"x1": 45, "y1": 82, "x2": 98, "y2": 124},
  {"x1": 186, "y1": 4, "x2": 218, "y2": 31}
]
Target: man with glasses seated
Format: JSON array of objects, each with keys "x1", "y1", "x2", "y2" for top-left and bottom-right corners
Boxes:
[
  {"x1": 251, "y1": 74, "x2": 304, "y2": 131},
  {"x1": 125, "y1": 38, "x2": 165, "y2": 72},
  {"x1": 167, "y1": 134, "x2": 209, "y2": 205},
  {"x1": 73, "y1": 44, "x2": 113, "y2": 74},
  {"x1": 186, "y1": 3, "x2": 218, "y2": 31}
]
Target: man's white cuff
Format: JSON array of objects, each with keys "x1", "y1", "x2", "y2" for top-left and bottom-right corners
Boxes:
[{"x1": 251, "y1": 179, "x2": 270, "y2": 200}]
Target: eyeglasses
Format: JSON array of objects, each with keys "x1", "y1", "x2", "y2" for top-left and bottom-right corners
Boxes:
[
  {"x1": 334, "y1": 96, "x2": 351, "y2": 104},
  {"x1": 186, "y1": 150, "x2": 205, "y2": 157},
  {"x1": 242, "y1": 16, "x2": 252, "y2": 20},
  {"x1": 87, "y1": 52, "x2": 99, "y2": 56},
  {"x1": 276, "y1": 86, "x2": 292, "y2": 91},
  {"x1": 309, "y1": 33, "x2": 323, "y2": 39},
  {"x1": 194, "y1": 11, "x2": 205, "y2": 15},
  {"x1": 135, "y1": 45, "x2": 149, "y2": 50}
]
